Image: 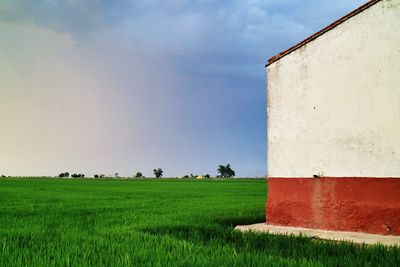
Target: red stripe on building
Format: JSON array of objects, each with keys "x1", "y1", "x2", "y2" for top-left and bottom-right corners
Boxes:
[{"x1": 266, "y1": 177, "x2": 400, "y2": 235}]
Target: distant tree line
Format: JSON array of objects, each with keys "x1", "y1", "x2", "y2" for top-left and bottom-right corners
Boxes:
[
  {"x1": 53, "y1": 164, "x2": 235, "y2": 179},
  {"x1": 59, "y1": 172, "x2": 85, "y2": 178},
  {"x1": 71, "y1": 173, "x2": 85, "y2": 178},
  {"x1": 58, "y1": 172, "x2": 69, "y2": 178}
]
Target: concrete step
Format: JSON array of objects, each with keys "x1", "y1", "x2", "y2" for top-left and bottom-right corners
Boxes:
[{"x1": 235, "y1": 223, "x2": 400, "y2": 246}]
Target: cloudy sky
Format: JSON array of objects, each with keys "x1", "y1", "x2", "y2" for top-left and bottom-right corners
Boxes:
[{"x1": 0, "y1": 0, "x2": 366, "y2": 177}]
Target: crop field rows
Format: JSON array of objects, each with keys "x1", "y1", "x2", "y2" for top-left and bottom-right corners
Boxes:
[{"x1": 0, "y1": 178, "x2": 399, "y2": 266}]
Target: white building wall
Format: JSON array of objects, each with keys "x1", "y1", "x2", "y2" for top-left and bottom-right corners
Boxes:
[{"x1": 267, "y1": 0, "x2": 400, "y2": 178}]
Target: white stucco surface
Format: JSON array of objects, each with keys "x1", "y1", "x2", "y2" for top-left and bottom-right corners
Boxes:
[{"x1": 267, "y1": 0, "x2": 400, "y2": 177}]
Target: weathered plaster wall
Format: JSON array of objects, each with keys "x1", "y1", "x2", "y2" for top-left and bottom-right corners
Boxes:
[
  {"x1": 267, "y1": 0, "x2": 400, "y2": 178},
  {"x1": 266, "y1": 177, "x2": 400, "y2": 235}
]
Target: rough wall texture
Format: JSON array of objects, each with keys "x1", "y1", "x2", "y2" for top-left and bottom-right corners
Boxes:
[
  {"x1": 266, "y1": 0, "x2": 400, "y2": 235},
  {"x1": 267, "y1": 0, "x2": 400, "y2": 178},
  {"x1": 266, "y1": 178, "x2": 400, "y2": 235}
]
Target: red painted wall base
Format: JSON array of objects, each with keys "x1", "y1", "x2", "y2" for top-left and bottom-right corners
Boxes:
[{"x1": 266, "y1": 177, "x2": 400, "y2": 235}]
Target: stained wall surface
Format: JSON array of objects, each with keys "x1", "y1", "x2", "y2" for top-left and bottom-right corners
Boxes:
[{"x1": 267, "y1": 0, "x2": 400, "y2": 178}]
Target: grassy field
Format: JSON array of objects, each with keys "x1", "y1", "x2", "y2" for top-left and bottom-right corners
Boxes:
[{"x1": 0, "y1": 178, "x2": 399, "y2": 266}]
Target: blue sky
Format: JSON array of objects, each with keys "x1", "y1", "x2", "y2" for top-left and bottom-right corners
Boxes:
[{"x1": 0, "y1": 0, "x2": 365, "y2": 177}]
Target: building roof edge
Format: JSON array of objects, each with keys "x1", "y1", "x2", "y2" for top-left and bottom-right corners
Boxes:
[{"x1": 266, "y1": 0, "x2": 382, "y2": 67}]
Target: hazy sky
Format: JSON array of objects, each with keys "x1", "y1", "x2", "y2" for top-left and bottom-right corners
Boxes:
[{"x1": 0, "y1": 0, "x2": 366, "y2": 177}]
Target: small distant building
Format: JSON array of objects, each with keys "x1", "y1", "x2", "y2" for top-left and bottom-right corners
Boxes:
[{"x1": 266, "y1": 0, "x2": 400, "y2": 235}]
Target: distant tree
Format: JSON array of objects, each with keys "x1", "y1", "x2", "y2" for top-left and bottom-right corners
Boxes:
[
  {"x1": 100, "y1": 174, "x2": 105, "y2": 178},
  {"x1": 226, "y1": 164, "x2": 235, "y2": 178},
  {"x1": 59, "y1": 172, "x2": 70, "y2": 178},
  {"x1": 205, "y1": 174, "x2": 211, "y2": 179},
  {"x1": 71, "y1": 173, "x2": 84, "y2": 178},
  {"x1": 153, "y1": 168, "x2": 163, "y2": 178},
  {"x1": 217, "y1": 165, "x2": 226, "y2": 178},
  {"x1": 217, "y1": 164, "x2": 235, "y2": 178},
  {"x1": 183, "y1": 175, "x2": 189, "y2": 179},
  {"x1": 94, "y1": 174, "x2": 99, "y2": 178},
  {"x1": 135, "y1": 172, "x2": 143, "y2": 178}
]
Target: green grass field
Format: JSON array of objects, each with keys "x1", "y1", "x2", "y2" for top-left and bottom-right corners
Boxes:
[{"x1": 0, "y1": 178, "x2": 399, "y2": 266}]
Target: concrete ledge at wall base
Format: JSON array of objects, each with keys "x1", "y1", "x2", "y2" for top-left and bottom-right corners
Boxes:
[{"x1": 235, "y1": 223, "x2": 400, "y2": 246}]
